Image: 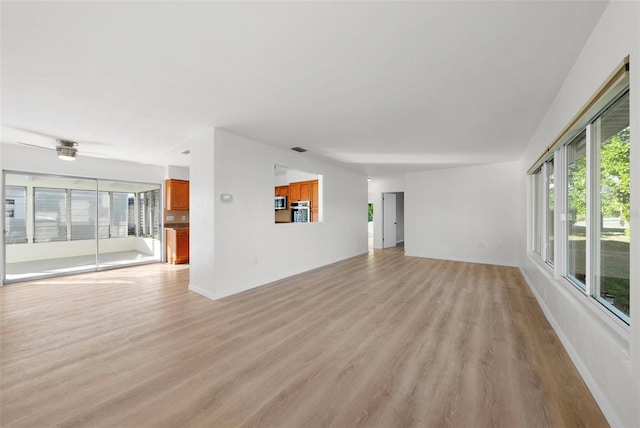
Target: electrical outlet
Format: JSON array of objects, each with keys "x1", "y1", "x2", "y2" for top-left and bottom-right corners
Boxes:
[{"x1": 166, "y1": 215, "x2": 175, "y2": 221}]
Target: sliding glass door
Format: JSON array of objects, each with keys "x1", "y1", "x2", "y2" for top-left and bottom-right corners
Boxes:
[
  {"x1": 3, "y1": 172, "x2": 162, "y2": 283},
  {"x1": 96, "y1": 179, "x2": 162, "y2": 269}
]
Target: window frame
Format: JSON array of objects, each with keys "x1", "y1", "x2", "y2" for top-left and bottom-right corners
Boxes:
[{"x1": 528, "y1": 55, "x2": 630, "y2": 328}]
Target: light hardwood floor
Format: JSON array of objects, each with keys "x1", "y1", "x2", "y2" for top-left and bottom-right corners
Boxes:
[{"x1": 1, "y1": 247, "x2": 607, "y2": 427}]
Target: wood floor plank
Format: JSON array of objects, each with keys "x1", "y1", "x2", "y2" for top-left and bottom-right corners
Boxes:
[{"x1": 0, "y1": 248, "x2": 608, "y2": 427}]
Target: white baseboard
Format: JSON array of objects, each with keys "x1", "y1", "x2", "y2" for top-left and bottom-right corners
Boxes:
[
  {"x1": 404, "y1": 252, "x2": 518, "y2": 268},
  {"x1": 189, "y1": 251, "x2": 368, "y2": 301},
  {"x1": 188, "y1": 283, "x2": 217, "y2": 300}
]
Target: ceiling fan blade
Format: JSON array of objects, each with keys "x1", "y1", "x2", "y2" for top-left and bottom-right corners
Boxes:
[
  {"x1": 83, "y1": 151, "x2": 111, "y2": 159},
  {"x1": 17, "y1": 141, "x2": 54, "y2": 151}
]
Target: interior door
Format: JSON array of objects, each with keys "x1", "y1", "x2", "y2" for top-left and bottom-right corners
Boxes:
[{"x1": 383, "y1": 193, "x2": 396, "y2": 248}]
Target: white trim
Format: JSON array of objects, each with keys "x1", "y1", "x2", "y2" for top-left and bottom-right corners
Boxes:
[
  {"x1": 404, "y1": 253, "x2": 519, "y2": 268},
  {"x1": 188, "y1": 283, "x2": 218, "y2": 300},
  {"x1": 190, "y1": 251, "x2": 369, "y2": 301}
]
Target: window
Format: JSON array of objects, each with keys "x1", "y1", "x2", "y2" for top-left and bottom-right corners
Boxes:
[
  {"x1": 532, "y1": 158, "x2": 554, "y2": 264},
  {"x1": 545, "y1": 159, "x2": 555, "y2": 266},
  {"x1": 592, "y1": 91, "x2": 630, "y2": 320},
  {"x1": 138, "y1": 189, "x2": 160, "y2": 239},
  {"x1": 528, "y1": 58, "x2": 630, "y2": 325},
  {"x1": 4, "y1": 186, "x2": 27, "y2": 244},
  {"x1": 71, "y1": 190, "x2": 98, "y2": 240},
  {"x1": 566, "y1": 131, "x2": 587, "y2": 289},
  {"x1": 7, "y1": 177, "x2": 160, "y2": 245},
  {"x1": 70, "y1": 190, "x2": 110, "y2": 240},
  {"x1": 111, "y1": 193, "x2": 133, "y2": 238},
  {"x1": 532, "y1": 168, "x2": 543, "y2": 256},
  {"x1": 97, "y1": 192, "x2": 110, "y2": 239},
  {"x1": 34, "y1": 188, "x2": 67, "y2": 243}
]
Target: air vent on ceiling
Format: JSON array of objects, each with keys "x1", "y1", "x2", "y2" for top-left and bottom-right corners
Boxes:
[{"x1": 291, "y1": 147, "x2": 307, "y2": 153}]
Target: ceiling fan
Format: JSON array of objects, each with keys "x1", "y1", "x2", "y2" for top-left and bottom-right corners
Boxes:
[
  {"x1": 4, "y1": 126, "x2": 110, "y2": 161},
  {"x1": 19, "y1": 139, "x2": 84, "y2": 161}
]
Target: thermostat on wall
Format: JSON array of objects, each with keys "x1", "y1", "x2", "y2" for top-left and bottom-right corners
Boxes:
[{"x1": 221, "y1": 193, "x2": 233, "y2": 202}]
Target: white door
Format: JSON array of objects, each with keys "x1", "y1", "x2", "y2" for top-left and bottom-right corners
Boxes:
[{"x1": 383, "y1": 193, "x2": 396, "y2": 248}]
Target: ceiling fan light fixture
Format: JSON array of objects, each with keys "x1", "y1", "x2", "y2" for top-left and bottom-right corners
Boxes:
[{"x1": 56, "y1": 139, "x2": 78, "y2": 161}]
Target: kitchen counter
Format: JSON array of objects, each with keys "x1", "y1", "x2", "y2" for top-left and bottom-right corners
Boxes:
[{"x1": 164, "y1": 223, "x2": 190, "y2": 229}]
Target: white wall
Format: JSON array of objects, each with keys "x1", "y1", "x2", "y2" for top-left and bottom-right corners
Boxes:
[
  {"x1": 185, "y1": 129, "x2": 215, "y2": 298},
  {"x1": 1, "y1": 143, "x2": 166, "y2": 183},
  {"x1": 6, "y1": 238, "x2": 142, "y2": 263},
  {"x1": 519, "y1": 2, "x2": 639, "y2": 426},
  {"x1": 273, "y1": 168, "x2": 319, "y2": 187},
  {"x1": 189, "y1": 128, "x2": 367, "y2": 300},
  {"x1": 166, "y1": 165, "x2": 189, "y2": 180},
  {"x1": 405, "y1": 161, "x2": 520, "y2": 267},
  {"x1": 286, "y1": 169, "x2": 319, "y2": 184},
  {"x1": 368, "y1": 175, "x2": 405, "y2": 249}
]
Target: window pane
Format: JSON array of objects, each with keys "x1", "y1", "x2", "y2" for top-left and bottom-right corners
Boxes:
[
  {"x1": 5, "y1": 186, "x2": 28, "y2": 244},
  {"x1": 566, "y1": 131, "x2": 587, "y2": 288},
  {"x1": 533, "y1": 168, "x2": 543, "y2": 255},
  {"x1": 596, "y1": 91, "x2": 630, "y2": 320},
  {"x1": 71, "y1": 190, "x2": 97, "y2": 241},
  {"x1": 546, "y1": 159, "x2": 555, "y2": 265},
  {"x1": 111, "y1": 193, "x2": 131, "y2": 238},
  {"x1": 98, "y1": 192, "x2": 110, "y2": 239},
  {"x1": 138, "y1": 189, "x2": 160, "y2": 239},
  {"x1": 70, "y1": 190, "x2": 109, "y2": 240},
  {"x1": 34, "y1": 188, "x2": 67, "y2": 242},
  {"x1": 127, "y1": 194, "x2": 136, "y2": 236}
]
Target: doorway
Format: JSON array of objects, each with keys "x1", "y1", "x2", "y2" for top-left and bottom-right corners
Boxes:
[{"x1": 382, "y1": 192, "x2": 404, "y2": 249}]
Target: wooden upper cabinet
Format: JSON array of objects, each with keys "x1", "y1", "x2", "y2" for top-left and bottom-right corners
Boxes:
[
  {"x1": 310, "y1": 180, "x2": 319, "y2": 222},
  {"x1": 166, "y1": 179, "x2": 189, "y2": 210},
  {"x1": 300, "y1": 181, "x2": 311, "y2": 202},
  {"x1": 289, "y1": 182, "x2": 301, "y2": 204},
  {"x1": 275, "y1": 186, "x2": 289, "y2": 197},
  {"x1": 310, "y1": 180, "x2": 319, "y2": 208}
]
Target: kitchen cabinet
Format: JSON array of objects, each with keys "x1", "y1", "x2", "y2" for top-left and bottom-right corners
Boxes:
[
  {"x1": 311, "y1": 180, "x2": 319, "y2": 222},
  {"x1": 289, "y1": 182, "x2": 301, "y2": 204},
  {"x1": 289, "y1": 180, "x2": 320, "y2": 222},
  {"x1": 288, "y1": 181, "x2": 314, "y2": 202},
  {"x1": 274, "y1": 186, "x2": 289, "y2": 197},
  {"x1": 165, "y1": 179, "x2": 189, "y2": 210},
  {"x1": 300, "y1": 181, "x2": 311, "y2": 202},
  {"x1": 166, "y1": 228, "x2": 189, "y2": 264},
  {"x1": 288, "y1": 179, "x2": 319, "y2": 220}
]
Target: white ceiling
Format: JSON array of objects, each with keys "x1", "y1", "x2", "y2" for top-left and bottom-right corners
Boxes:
[{"x1": 1, "y1": 1, "x2": 608, "y2": 176}]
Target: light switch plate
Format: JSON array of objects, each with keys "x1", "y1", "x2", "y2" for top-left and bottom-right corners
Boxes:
[
  {"x1": 221, "y1": 193, "x2": 233, "y2": 203},
  {"x1": 166, "y1": 215, "x2": 175, "y2": 221}
]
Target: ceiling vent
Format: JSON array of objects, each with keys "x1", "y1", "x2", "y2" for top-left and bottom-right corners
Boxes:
[{"x1": 290, "y1": 147, "x2": 307, "y2": 153}]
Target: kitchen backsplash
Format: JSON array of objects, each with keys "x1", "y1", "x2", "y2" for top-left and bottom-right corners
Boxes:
[{"x1": 164, "y1": 209, "x2": 189, "y2": 224}]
